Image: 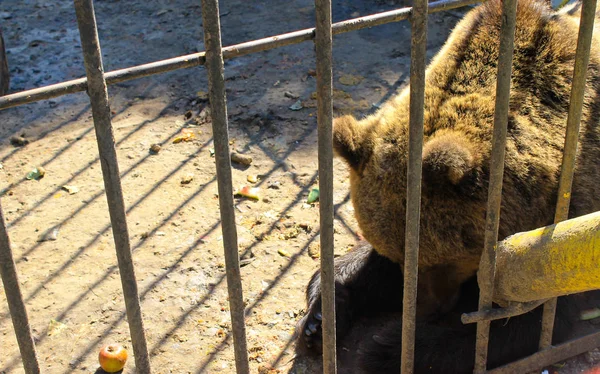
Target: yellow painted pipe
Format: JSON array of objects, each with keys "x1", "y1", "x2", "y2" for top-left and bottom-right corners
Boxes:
[{"x1": 493, "y1": 211, "x2": 600, "y2": 304}]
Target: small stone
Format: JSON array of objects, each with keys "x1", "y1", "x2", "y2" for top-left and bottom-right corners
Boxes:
[
  {"x1": 231, "y1": 152, "x2": 252, "y2": 166},
  {"x1": 150, "y1": 144, "x2": 161, "y2": 154},
  {"x1": 308, "y1": 242, "x2": 320, "y2": 259},
  {"x1": 181, "y1": 173, "x2": 194, "y2": 184},
  {"x1": 10, "y1": 136, "x2": 29, "y2": 147},
  {"x1": 289, "y1": 100, "x2": 303, "y2": 111},
  {"x1": 37, "y1": 227, "x2": 59, "y2": 242}
]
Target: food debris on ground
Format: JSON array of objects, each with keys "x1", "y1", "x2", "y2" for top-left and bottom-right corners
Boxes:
[
  {"x1": 235, "y1": 186, "x2": 260, "y2": 200},
  {"x1": 173, "y1": 129, "x2": 195, "y2": 143},
  {"x1": 307, "y1": 188, "x2": 319, "y2": 204},
  {"x1": 231, "y1": 152, "x2": 253, "y2": 166},
  {"x1": 26, "y1": 166, "x2": 45, "y2": 180}
]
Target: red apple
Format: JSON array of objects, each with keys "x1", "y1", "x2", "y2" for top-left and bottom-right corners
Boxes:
[{"x1": 98, "y1": 344, "x2": 127, "y2": 373}]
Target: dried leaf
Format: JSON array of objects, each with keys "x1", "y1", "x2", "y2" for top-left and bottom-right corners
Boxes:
[{"x1": 47, "y1": 319, "x2": 67, "y2": 336}]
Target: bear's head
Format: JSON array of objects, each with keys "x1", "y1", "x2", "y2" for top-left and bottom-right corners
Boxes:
[{"x1": 334, "y1": 114, "x2": 489, "y2": 314}]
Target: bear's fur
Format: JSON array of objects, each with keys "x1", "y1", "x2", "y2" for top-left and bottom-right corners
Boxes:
[{"x1": 296, "y1": 0, "x2": 600, "y2": 372}]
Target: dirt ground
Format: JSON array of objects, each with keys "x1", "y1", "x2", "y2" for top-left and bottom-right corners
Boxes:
[{"x1": 0, "y1": 0, "x2": 599, "y2": 373}]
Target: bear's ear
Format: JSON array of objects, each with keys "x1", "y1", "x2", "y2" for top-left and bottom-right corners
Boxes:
[
  {"x1": 333, "y1": 115, "x2": 372, "y2": 171},
  {"x1": 422, "y1": 132, "x2": 478, "y2": 186}
]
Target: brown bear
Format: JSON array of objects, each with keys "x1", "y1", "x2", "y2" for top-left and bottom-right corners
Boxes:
[{"x1": 297, "y1": 0, "x2": 600, "y2": 372}]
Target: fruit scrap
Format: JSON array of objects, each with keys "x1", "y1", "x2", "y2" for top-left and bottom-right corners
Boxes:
[
  {"x1": 307, "y1": 188, "x2": 319, "y2": 203},
  {"x1": 26, "y1": 166, "x2": 45, "y2": 180},
  {"x1": 98, "y1": 344, "x2": 128, "y2": 373},
  {"x1": 580, "y1": 308, "x2": 600, "y2": 321},
  {"x1": 247, "y1": 174, "x2": 258, "y2": 183},
  {"x1": 173, "y1": 129, "x2": 195, "y2": 143},
  {"x1": 235, "y1": 186, "x2": 260, "y2": 200},
  {"x1": 278, "y1": 248, "x2": 291, "y2": 257}
]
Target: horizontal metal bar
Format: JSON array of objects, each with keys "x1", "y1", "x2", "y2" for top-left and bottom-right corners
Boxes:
[
  {"x1": 0, "y1": 202, "x2": 41, "y2": 374},
  {"x1": 461, "y1": 299, "x2": 547, "y2": 324},
  {"x1": 73, "y1": 0, "x2": 152, "y2": 372},
  {"x1": 539, "y1": 0, "x2": 598, "y2": 350},
  {"x1": 0, "y1": 0, "x2": 481, "y2": 111},
  {"x1": 494, "y1": 210, "x2": 600, "y2": 304},
  {"x1": 488, "y1": 331, "x2": 600, "y2": 374}
]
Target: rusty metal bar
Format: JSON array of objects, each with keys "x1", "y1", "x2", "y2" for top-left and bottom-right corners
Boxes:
[
  {"x1": 461, "y1": 299, "x2": 547, "y2": 325},
  {"x1": 489, "y1": 331, "x2": 600, "y2": 374},
  {"x1": 0, "y1": 202, "x2": 41, "y2": 374},
  {"x1": 314, "y1": 0, "x2": 336, "y2": 372},
  {"x1": 539, "y1": 0, "x2": 598, "y2": 350},
  {"x1": 474, "y1": 0, "x2": 518, "y2": 372},
  {"x1": 0, "y1": 0, "x2": 480, "y2": 111},
  {"x1": 73, "y1": 0, "x2": 151, "y2": 372},
  {"x1": 401, "y1": 0, "x2": 428, "y2": 373},
  {"x1": 200, "y1": 0, "x2": 249, "y2": 373}
]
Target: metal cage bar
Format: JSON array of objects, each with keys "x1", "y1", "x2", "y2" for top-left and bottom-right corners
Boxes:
[
  {"x1": 3, "y1": 0, "x2": 600, "y2": 372},
  {"x1": 73, "y1": 0, "x2": 152, "y2": 372},
  {"x1": 200, "y1": 0, "x2": 250, "y2": 373},
  {"x1": 401, "y1": 0, "x2": 428, "y2": 373},
  {"x1": 314, "y1": 0, "x2": 337, "y2": 373},
  {"x1": 473, "y1": 0, "x2": 518, "y2": 372},
  {"x1": 0, "y1": 203, "x2": 41, "y2": 374},
  {"x1": 490, "y1": 331, "x2": 600, "y2": 374},
  {"x1": 0, "y1": 0, "x2": 481, "y2": 111},
  {"x1": 539, "y1": 0, "x2": 598, "y2": 350}
]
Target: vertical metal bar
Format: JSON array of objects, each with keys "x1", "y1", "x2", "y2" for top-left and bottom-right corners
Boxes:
[
  {"x1": 474, "y1": 0, "x2": 518, "y2": 372},
  {"x1": 401, "y1": 1, "x2": 428, "y2": 373},
  {"x1": 539, "y1": 0, "x2": 597, "y2": 350},
  {"x1": 200, "y1": 1, "x2": 249, "y2": 373},
  {"x1": 314, "y1": 0, "x2": 336, "y2": 373},
  {"x1": 73, "y1": 1, "x2": 151, "y2": 372},
  {"x1": 0, "y1": 202, "x2": 41, "y2": 374}
]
